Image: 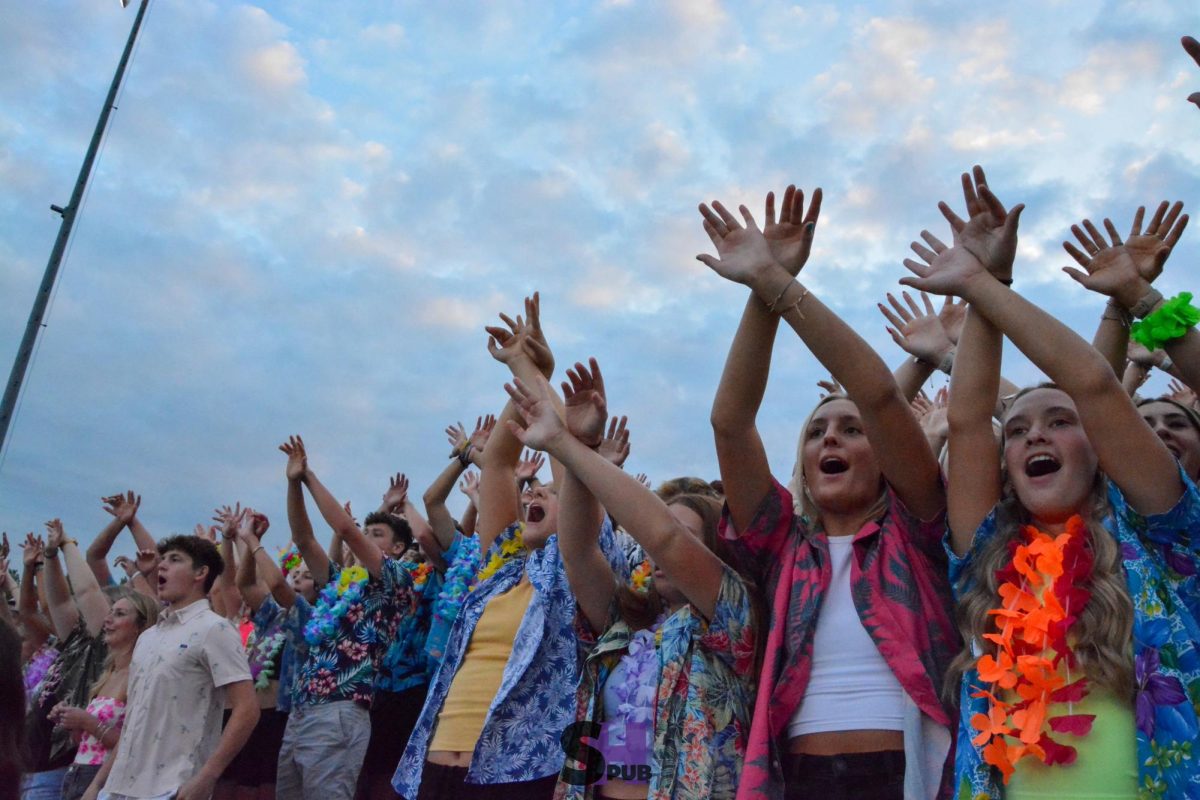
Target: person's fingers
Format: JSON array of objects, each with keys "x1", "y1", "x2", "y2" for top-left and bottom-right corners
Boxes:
[
  {"x1": 878, "y1": 302, "x2": 906, "y2": 330},
  {"x1": 920, "y1": 291, "x2": 936, "y2": 315},
  {"x1": 886, "y1": 292, "x2": 913, "y2": 322},
  {"x1": 1102, "y1": 218, "x2": 1123, "y2": 247},
  {"x1": 920, "y1": 230, "x2": 949, "y2": 254},
  {"x1": 1062, "y1": 240, "x2": 1091, "y2": 269},
  {"x1": 1146, "y1": 200, "x2": 1168, "y2": 234},
  {"x1": 977, "y1": 181, "x2": 1008, "y2": 219},
  {"x1": 764, "y1": 191, "x2": 777, "y2": 227},
  {"x1": 902, "y1": 291, "x2": 923, "y2": 318},
  {"x1": 960, "y1": 171, "x2": 981, "y2": 217},
  {"x1": 1164, "y1": 214, "x2": 1190, "y2": 249},
  {"x1": 938, "y1": 201, "x2": 966, "y2": 233},
  {"x1": 1071, "y1": 224, "x2": 1099, "y2": 254},
  {"x1": 1062, "y1": 266, "x2": 1091, "y2": 286},
  {"x1": 1081, "y1": 219, "x2": 1107, "y2": 252},
  {"x1": 712, "y1": 200, "x2": 740, "y2": 230},
  {"x1": 1158, "y1": 201, "x2": 1184, "y2": 238},
  {"x1": 910, "y1": 241, "x2": 936, "y2": 265},
  {"x1": 738, "y1": 204, "x2": 760, "y2": 232},
  {"x1": 1129, "y1": 206, "x2": 1146, "y2": 237}
]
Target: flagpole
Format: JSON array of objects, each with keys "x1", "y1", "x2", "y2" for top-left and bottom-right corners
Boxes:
[{"x1": 0, "y1": 0, "x2": 150, "y2": 460}]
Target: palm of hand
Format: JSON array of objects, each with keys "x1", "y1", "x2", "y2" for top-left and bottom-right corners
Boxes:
[
  {"x1": 918, "y1": 245, "x2": 988, "y2": 296},
  {"x1": 521, "y1": 403, "x2": 563, "y2": 451},
  {"x1": 1123, "y1": 235, "x2": 1166, "y2": 283},
  {"x1": 958, "y1": 214, "x2": 1015, "y2": 276},
  {"x1": 900, "y1": 314, "x2": 952, "y2": 361},
  {"x1": 1078, "y1": 247, "x2": 1140, "y2": 295},
  {"x1": 763, "y1": 221, "x2": 811, "y2": 276},
  {"x1": 565, "y1": 392, "x2": 605, "y2": 442},
  {"x1": 286, "y1": 455, "x2": 305, "y2": 482},
  {"x1": 714, "y1": 227, "x2": 775, "y2": 283}
]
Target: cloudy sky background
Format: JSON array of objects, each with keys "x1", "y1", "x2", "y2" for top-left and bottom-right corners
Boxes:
[{"x1": 1, "y1": 0, "x2": 1198, "y2": 556}]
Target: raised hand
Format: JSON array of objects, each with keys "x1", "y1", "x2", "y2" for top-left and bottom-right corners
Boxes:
[
  {"x1": 900, "y1": 228, "x2": 989, "y2": 298},
  {"x1": 1168, "y1": 379, "x2": 1198, "y2": 409},
  {"x1": 445, "y1": 422, "x2": 468, "y2": 457},
  {"x1": 102, "y1": 491, "x2": 141, "y2": 526},
  {"x1": 696, "y1": 201, "x2": 782, "y2": 287},
  {"x1": 45, "y1": 519, "x2": 66, "y2": 551},
  {"x1": 817, "y1": 377, "x2": 843, "y2": 397},
  {"x1": 1184, "y1": 36, "x2": 1200, "y2": 110},
  {"x1": 459, "y1": 470, "x2": 480, "y2": 503},
  {"x1": 486, "y1": 308, "x2": 533, "y2": 367},
  {"x1": 22, "y1": 533, "x2": 43, "y2": 567},
  {"x1": 562, "y1": 358, "x2": 608, "y2": 446},
  {"x1": 280, "y1": 435, "x2": 308, "y2": 482},
  {"x1": 382, "y1": 473, "x2": 409, "y2": 512},
  {"x1": 516, "y1": 450, "x2": 546, "y2": 483},
  {"x1": 344, "y1": 501, "x2": 359, "y2": 528},
  {"x1": 523, "y1": 292, "x2": 555, "y2": 378},
  {"x1": 878, "y1": 291, "x2": 954, "y2": 365},
  {"x1": 1062, "y1": 204, "x2": 1188, "y2": 307},
  {"x1": 134, "y1": 548, "x2": 160, "y2": 577},
  {"x1": 212, "y1": 504, "x2": 243, "y2": 539},
  {"x1": 0, "y1": 531, "x2": 8, "y2": 560},
  {"x1": 113, "y1": 555, "x2": 137, "y2": 578},
  {"x1": 635, "y1": 472, "x2": 651, "y2": 489},
  {"x1": 193, "y1": 524, "x2": 220, "y2": 543},
  {"x1": 938, "y1": 296, "x2": 968, "y2": 345},
  {"x1": 597, "y1": 415, "x2": 631, "y2": 467},
  {"x1": 1126, "y1": 341, "x2": 1166, "y2": 369},
  {"x1": 936, "y1": 165, "x2": 1024, "y2": 279},
  {"x1": 469, "y1": 414, "x2": 496, "y2": 452},
  {"x1": 762, "y1": 185, "x2": 823, "y2": 276},
  {"x1": 911, "y1": 391, "x2": 933, "y2": 421},
  {"x1": 503, "y1": 377, "x2": 568, "y2": 452}
]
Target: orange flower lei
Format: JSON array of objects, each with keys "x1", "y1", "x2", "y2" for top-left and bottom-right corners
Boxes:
[
  {"x1": 971, "y1": 514, "x2": 1096, "y2": 783},
  {"x1": 630, "y1": 559, "x2": 653, "y2": 593}
]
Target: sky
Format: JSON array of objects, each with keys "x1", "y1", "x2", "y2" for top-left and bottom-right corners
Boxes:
[{"x1": 1, "y1": 0, "x2": 1198, "y2": 558}]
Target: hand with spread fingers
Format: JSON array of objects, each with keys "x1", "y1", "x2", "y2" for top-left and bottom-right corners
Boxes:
[
  {"x1": 878, "y1": 290, "x2": 955, "y2": 366},
  {"x1": 523, "y1": 292, "x2": 555, "y2": 378},
  {"x1": 562, "y1": 358, "x2": 609, "y2": 447},
  {"x1": 515, "y1": 450, "x2": 546, "y2": 484},
  {"x1": 597, "y1": 415, "x2": 631, "y2": 468},
  {"x1": 762, "y1": 185, "x2": 823, "y2": 276},
  {"x1": 696, "y1": 200, "x2": 784, "y2": 287},
  {"x1": 102, "y1": 491, "x2": 141, "y2": 526},
  {"x1": 1061, "y1": 203, "x2": 1188, "y2": 309},
  {"x1": 279, "y1": 435, "x2": 308, "y2": 482},
  {"x1": 382, "y1": 473, "x2": 409, "y2": 512}
]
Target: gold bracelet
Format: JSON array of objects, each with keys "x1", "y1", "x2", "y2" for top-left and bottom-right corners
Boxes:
[
  {"x1": 776, "y1": 284, "x2": 810, "y2": 319},
  {"x1": 765, "y1": 279, "x2": 794, "y2": 312}
]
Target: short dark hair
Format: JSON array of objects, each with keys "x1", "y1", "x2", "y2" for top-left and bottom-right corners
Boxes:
[
  {"x1": 363, "y1": 512, "x2": 413, "y2": 550},
  {"x1": 157, "y1": 535, "x2": 224, "y2": 593}
]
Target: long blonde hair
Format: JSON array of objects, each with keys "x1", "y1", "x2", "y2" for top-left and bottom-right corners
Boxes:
[
  {"x1": 945, "y1": 389, "x2": 1135, "y2": 701},
  {"x1": 788, "y1": 394, "x2": 888, "y2": 529},
  {"x1": 90, "y1": 589, "x2": 159, "y2": 700}
]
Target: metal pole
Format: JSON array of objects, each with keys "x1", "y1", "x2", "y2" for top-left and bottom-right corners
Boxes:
[{"x1": 0, "y1": 0, "x2": 150, "y2": 457}]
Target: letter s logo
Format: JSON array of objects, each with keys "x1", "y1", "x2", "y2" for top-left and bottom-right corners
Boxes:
[{"x1": 559, "y1": 719, "x2": 605, "y2": 786}]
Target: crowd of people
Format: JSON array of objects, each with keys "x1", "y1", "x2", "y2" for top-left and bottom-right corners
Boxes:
[{"x1": 2, "y1": 31, "x2": 1200, "y2": 800}]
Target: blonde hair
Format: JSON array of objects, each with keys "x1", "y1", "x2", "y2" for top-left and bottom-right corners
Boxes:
[
  {"x1": 945, "y1": 387, "x2": 1135, "y2": 701},
  {"x1": 90, "y1": 589, "x2": 159, "y2": 700},
  {"x1": 788, "y1": 394, "x2": 888, "y2": 529}
]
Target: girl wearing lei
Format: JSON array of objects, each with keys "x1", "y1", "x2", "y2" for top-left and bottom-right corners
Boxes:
[
  {"x1": 504, "y1": 358, "x2": 759, "y2": 800},
  {"x1": 902, "y1": 166, "x2": 1199, "y2": 798}
]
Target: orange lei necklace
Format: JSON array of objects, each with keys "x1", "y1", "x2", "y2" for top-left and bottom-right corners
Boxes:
[{"x1": 971, "y1": 514, "x2": 1096, "y2": 783}]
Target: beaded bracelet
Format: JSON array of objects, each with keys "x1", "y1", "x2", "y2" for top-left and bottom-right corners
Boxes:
[{"x1": 1130, "y1": 292, "x2": 1200, "y2": 351}]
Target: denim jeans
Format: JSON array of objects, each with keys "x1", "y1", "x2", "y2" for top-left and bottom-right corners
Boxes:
[{"x1": 20, "y1": 767, "x2": 69, "y2": 800}]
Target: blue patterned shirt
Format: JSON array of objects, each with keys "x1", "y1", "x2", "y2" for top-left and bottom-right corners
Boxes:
[
  {"x1": 377, "y1": 547, "x2": 457, "y2": 693},
  {"x1": 392, "y1": 521, "x2": 628, "y2": 797},
  {"x1": 948, "y1": 470, "x2": 1200, "y2": 799}
]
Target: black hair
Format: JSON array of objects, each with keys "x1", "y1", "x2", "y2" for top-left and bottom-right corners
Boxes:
[
  {"x1": 363, "y1": 511, "x2": 413, "y2": 550},
  {"x1": 157, "y1": 535, "x2": 224, "y2": 593},
  {"x1": 0, "y1": 618, "x2": 28, "y2": 789}
]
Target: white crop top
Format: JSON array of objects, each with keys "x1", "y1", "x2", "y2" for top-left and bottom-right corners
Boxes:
[{"x1": 788, "y1": 535, "x2": 905, "y2": 738}]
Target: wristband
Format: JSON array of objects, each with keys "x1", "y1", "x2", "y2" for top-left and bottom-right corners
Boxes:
[
  {"x1": 1130, "y1": 287, "x2": 1165, "y2": 320},
  {"x1": 252, "y1": 545, "x2": 265, "y2": 557}
]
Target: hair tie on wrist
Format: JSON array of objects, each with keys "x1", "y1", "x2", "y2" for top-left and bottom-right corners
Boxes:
[
  {"x1": 1102, "y1": 298, "x2": 1133, "y2": 327},
  {"x1": 1130, "y1": 292, "x2": 1200, "y2": 351},
  {"x1": 1130, "y1": 287, "x2": 1165, "y2": 320}
]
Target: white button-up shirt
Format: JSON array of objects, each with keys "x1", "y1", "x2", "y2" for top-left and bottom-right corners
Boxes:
[{"x1": 104, "y1": 598, "x2": 251, "y2": 798}]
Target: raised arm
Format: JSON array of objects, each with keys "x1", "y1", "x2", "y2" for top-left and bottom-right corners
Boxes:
[
  {"x1": 234, "y1": 518, "x2": 287, "y2": 611},
  {"x1": 299, "y1": 448, "x2": 387, "y2": 579},
  {"x1": 707, "y1": 186, "x2": 821, "y2": 532},
  {"x1": 278, "y1": 437, "x2": 330, "y2": 588},
  {"x1": 508, "y1": 361, "x2": 727, "y2": 620},
  {"x1": 40, "y1": 524, "x2": 81, "y2": 637},
  {"x1": 459, "y1": 473, "x2": 479, "y2": 535},
  {"x1": 478, "y1": 301, "x2": 557, "y2": 552},
  {"x1": 86, "y1": 493, "x2": 133, "y2": 586},
  {"x1": 903, "y1": 170, "x2": 1181, "y2": 515},
  {"x1": 699, "y1": 192, "x2": 943, "y2": 521},
  {"x1": 423, "y1": 421, "x2": 480, "y2": 551},
  {"x1": 879, "y1": 291, "x2": 955, "y2": 401}
]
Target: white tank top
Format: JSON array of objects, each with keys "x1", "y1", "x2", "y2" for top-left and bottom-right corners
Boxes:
[{"x1": 788, "y1": 535, "x2": 905, "y2": 738}]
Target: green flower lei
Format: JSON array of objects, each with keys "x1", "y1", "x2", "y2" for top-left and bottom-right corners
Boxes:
[{"x1": 1131, "y1": 291, "x2": 1200, "y2": 351}]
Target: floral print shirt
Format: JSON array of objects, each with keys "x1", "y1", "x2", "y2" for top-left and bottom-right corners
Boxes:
[
  {"x1": 392, "y1": 521, "x2": 628, "y2": 798},
  {"x1": 555, "y1": 565, "x2": 758, "y2": 800},
  {"x1": 27, "y1": 620, "x2": 108, "y2": 770},
  {"x1": 722, "y1": 479, "x2": 959, "y2": 800},
  {"x1": 73, "y1": 695, "x2": 125, "y2": 765},
  {"x1": 949, "y1": 472, "x2": 1200, "y2": 800},
  {"x1": 378, "y1": 547, "x2": 457, "y2": 694},
  {"x1": 288, "y1": 559, "x2": 415, "y2": 707}
]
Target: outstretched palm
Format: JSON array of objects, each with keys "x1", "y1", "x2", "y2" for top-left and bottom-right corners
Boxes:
[{"x1": 762, "y1": 186, "x2": 823, "y2": 276}]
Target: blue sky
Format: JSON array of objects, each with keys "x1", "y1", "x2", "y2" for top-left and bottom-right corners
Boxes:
[{"x1": 1, "y1": 0, "x2": 1198, "y2": 555}]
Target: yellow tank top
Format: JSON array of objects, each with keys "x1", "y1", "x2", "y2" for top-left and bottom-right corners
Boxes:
[{"x1": 429, "y1": 576, "x2": 534, "y2": 753}]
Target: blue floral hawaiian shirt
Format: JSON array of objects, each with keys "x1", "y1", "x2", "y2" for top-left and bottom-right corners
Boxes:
[
  {"x1": 284, "y1": 559, "x2": 415, "y2": 707},
  {"x1": 249, "y1": 600, "x2": 293, "y2": 710},
  {"x1": 948, "y1": 471, "x2": 1200, "y2": 799},
  {"x1": 377, "y1": 546, "x2": 457, "y2": 693},
  {"x1": 392, "y1": 521, "x2": 628, "y2": 798}
]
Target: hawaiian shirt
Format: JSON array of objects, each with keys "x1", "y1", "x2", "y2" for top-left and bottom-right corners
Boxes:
[
  {"x1": 257, "y1": 595, "x2": 309, "y2": 712},
  {"x1": 27, "y1": 619, "x2": 108, "y2": 769},
  {"x1": 248, "y1": 601, "x2": 290, "y2": 703},
  {"x1": 556, "y1": 565, "x2": 758, "y2": 800},
  {"x1": 949, "y1": 472, "x2": 1200, "y2": 799},
  {"x1": 377, "y1": 550, "x2": 454, "y2": 693},
  {"x1": 290, "y1": 559, "x2": 415, "y2": 707},
  {"x1": 722, "y1": 479, "x2": 959, "y2": 800},
  {"x1": 392, "y1": 520, "x2": 628, "y2": 798}
]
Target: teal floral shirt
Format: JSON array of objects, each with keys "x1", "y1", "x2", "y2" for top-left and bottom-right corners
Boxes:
[
  {"x1": 556, "y1": 565, "x2": 758, "y2": 800},
  {"x1": 948, "y1": 471, "x2": 1200, "y2": 799}
]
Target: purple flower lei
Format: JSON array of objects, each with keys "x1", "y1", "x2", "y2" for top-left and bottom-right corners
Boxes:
[
  {"x1": 606, "y1": 617, "x2": 664, "y2": 749},
  {"x1": 23, "y1": 644, "x2": 58, "y2": 698}
]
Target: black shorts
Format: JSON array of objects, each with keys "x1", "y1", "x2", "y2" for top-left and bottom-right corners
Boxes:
[
  {"x1": 221, "y1": 707, "x2": 289, "y2": 786},
  {"x1": 361, "y1": 684, "x2": 428, "y2": 779}
]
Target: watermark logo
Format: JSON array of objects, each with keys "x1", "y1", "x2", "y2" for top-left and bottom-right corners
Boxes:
[{"x1": 560, "y1": 718, "x2": 655, "y2": 786}]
